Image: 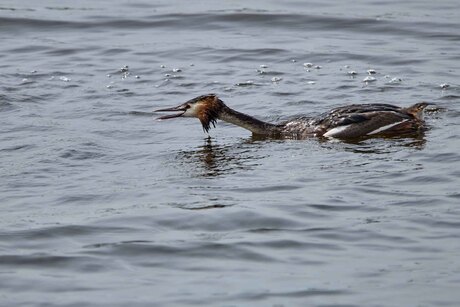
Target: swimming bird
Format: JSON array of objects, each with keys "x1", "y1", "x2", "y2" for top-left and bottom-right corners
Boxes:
[{"x1": 155, "y1": 94, "x2": 430, "y2": 139}]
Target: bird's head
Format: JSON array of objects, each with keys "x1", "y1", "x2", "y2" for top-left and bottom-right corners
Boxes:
[{"x1": 155, "y1": 94, "x2": 225, "y2": 132}]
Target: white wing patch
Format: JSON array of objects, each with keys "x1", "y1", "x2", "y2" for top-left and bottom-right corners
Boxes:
[
  {"x1": 323, "y1": 125, "x2": 350, "y2": 137},
  {"x1": 367, "y1": 120, "x2": 408, "y2": 135}
]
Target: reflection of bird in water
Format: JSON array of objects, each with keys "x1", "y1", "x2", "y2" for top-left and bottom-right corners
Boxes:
[
  {"x1": 155, "y1": 94, "x2": 432, "y2": 139},
  {"x1": 175, "y1": 138, "x2": 262, "y2": 178},
  {"x1": 193, "y1": 138, "x2": 221, "y2": 176}
]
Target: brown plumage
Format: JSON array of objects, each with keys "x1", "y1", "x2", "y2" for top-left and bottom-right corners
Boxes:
[
  {"x1": 155, "y1": 94, "x2": 431, "y2": 139},
  {"x1": 194, "y1": 95, "x2": 220, "y2": 132}
]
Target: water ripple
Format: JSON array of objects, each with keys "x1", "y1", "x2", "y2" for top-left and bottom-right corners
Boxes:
[{"x1": 2, "y1": 13, "x2": 459, "y2": 41}]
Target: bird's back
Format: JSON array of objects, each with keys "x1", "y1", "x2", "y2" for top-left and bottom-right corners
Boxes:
[{"x1": 281, "y1": 103, "x2": 426, "y2": 138}]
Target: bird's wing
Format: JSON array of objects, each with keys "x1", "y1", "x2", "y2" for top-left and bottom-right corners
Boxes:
[{"x1": 319, "y1": 109, "x2": 413, "y2": 138}]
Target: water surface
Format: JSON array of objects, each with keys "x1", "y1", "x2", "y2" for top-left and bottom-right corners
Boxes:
[{"x1": 1, "y1": 0, "x2": 460, "y2": 306}]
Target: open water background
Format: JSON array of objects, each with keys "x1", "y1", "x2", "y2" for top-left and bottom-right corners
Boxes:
[{"x1": 1, "y1": 0, "x2": 460, "y2": 306}]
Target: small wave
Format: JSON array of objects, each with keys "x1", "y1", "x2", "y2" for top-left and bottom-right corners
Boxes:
[{"x1": 59, "y1": 149, "x2": 105, "y2": 160}]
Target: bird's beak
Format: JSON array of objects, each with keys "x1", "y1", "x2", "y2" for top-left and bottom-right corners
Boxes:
[{"x1": 154, "y1": 104, "x2": 187, "y2": 120}]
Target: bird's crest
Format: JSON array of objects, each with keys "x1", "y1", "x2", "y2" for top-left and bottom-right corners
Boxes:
[{"x1": 194, "y1": 94, "x2": 224, "y2": 133}]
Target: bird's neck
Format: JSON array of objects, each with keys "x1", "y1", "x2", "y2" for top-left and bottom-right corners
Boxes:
[{"x1": 218, "y1": 106, "x2": 280, "y2": 135}]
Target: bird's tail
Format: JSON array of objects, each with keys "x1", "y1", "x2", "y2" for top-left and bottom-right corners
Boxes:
[{"x1": 404, "y1": 102, "x2": 433, "y2": 120}]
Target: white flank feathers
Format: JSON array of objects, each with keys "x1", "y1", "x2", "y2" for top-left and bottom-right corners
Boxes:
[
  {"x1": 367, "y1": 120, "x2": 408, "y2": 135},
  {"x1": 323, "y1": 125, "x2": 350, "y2": 137}
]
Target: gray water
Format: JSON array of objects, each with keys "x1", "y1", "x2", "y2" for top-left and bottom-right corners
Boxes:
[{"x1": 1, "y1": 0, "x2": 460, "y2": 306}]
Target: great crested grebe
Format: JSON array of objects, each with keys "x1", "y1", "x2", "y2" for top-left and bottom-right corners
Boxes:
[{"x1": 155, "y1": 94, "x2": 430, "y2": 139}]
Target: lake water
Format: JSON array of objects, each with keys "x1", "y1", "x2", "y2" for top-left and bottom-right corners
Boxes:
[{"x1": 1, "y1": 0, "x2": 460, "y2": 306}]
